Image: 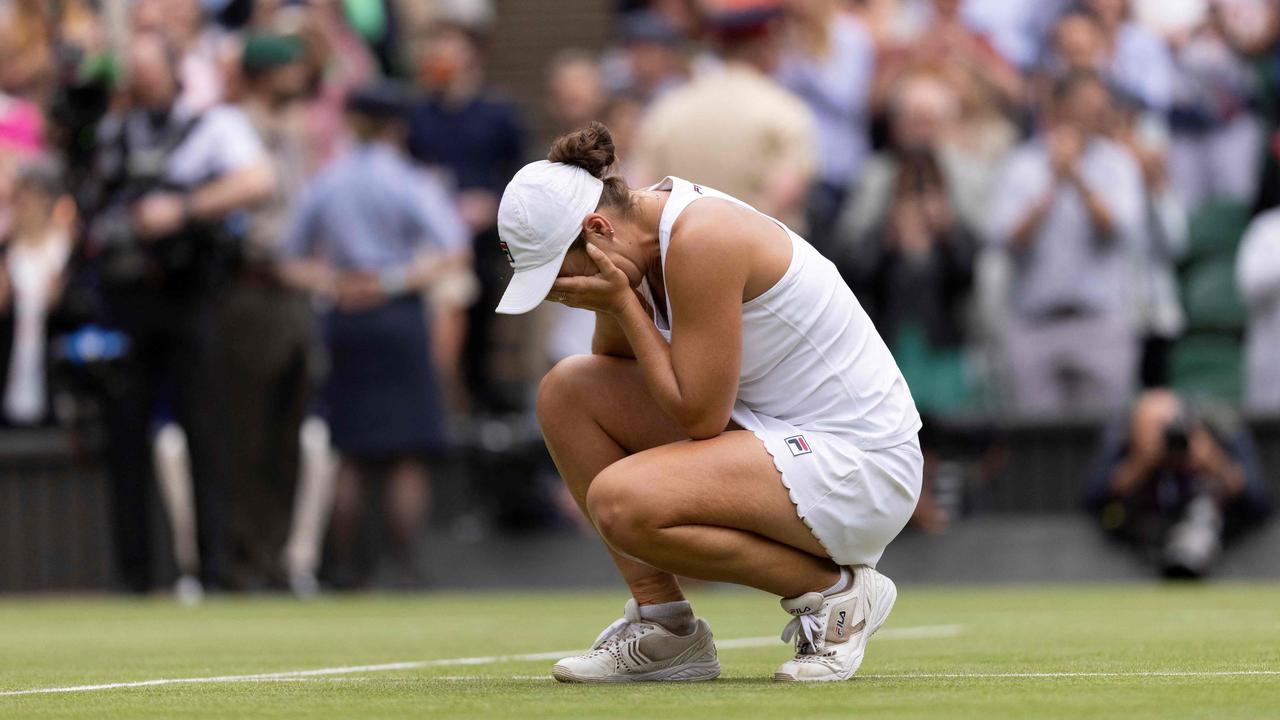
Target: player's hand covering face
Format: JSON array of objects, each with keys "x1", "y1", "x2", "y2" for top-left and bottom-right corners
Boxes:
[{"x1": 548, "y1": 242, "x2": 634, "y2": 315}]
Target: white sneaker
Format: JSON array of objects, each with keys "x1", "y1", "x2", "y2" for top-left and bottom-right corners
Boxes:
[
  {"x1": 773, "y1": 566, "x2": 897, "y2": 682},
  {"x1": 173, "y1": 574, "x2": 204, "y2": 607},
  {"x1": 552, "y1": 599, "x2": 720, "y2": 683}
]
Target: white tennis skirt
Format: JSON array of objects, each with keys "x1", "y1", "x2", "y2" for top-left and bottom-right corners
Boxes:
[{"x1": 734, "y1": 408, "x2": 923, "y2": 568}]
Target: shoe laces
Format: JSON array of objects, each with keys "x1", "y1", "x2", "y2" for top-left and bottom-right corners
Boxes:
[
  {"x1": 781, "y1": 608, "x2": 826, "y2": 655},
  {"x1": 589, "y1": 617, "x2": 650, "y2": 654}
]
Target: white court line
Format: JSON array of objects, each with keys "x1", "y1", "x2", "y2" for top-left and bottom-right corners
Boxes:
[
  {"x1": 860, "y1": 670, "x2": 1280, "y2": 680},
  {"x1": 431, "y1": 670, "x2": 1280, "y2": 682},
  {"x1": 0, "y1": 624, "x2": 962, "y2": 698}
]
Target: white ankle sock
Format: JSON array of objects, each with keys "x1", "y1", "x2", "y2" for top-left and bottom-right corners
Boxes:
[
  {"x1": 821, "y1": 567, "x2": 854, "y2": 597},
  {"x1": 638, "y1": 600, "x2": 696, "y2": 635}
]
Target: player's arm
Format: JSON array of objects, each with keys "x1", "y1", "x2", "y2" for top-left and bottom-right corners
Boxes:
[
  {"x1": 609, "y1": 246, "x2": 741, "y2": 440},
  {"x1": 592, "y1": 285, "x2": 656, "y2": 357},
  {"x1": 655, "y1": 215, "x2": 745, "y2": 439},
  {"x1": 550, "y1": 211, "x2": 744, "y2": 440},
  {"x1": 592, "y1": 312, "x2": 635, "y2": 358}
]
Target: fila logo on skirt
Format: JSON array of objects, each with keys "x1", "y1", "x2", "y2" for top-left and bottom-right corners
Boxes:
[{"x1": 785, "y1": 435, "x2": 812, "y2": 457}]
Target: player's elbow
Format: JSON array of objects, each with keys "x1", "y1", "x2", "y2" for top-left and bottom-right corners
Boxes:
[
  {"x1": 685, "y1": 424, "x2": 722, "y2": 441},
  {"x1": 679, "y1": 408, "x2": 731, "y2": 441}
]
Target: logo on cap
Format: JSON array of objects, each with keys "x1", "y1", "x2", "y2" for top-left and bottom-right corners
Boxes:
[{"x1": 498, "y1": 241, "x2": 516, "y2": 268}]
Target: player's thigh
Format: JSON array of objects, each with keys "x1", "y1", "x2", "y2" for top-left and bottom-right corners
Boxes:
[
  {"x1": 590, "y1": 430, "x2": 827, "y2": 558},
  {"x1": 537, "y1": 354, "x2": 687, "y2": 455}
]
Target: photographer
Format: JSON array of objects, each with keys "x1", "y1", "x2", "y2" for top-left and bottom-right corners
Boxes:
[
  {"x1": 1087, "y1": 389, "x2": 1271, "y2": 578},
  {"x1": 87, "y1": 32, "x2": 273, "y2": 592},
  {"x1": 835, "y1": 73, "x2": 979, "y2": 533}
]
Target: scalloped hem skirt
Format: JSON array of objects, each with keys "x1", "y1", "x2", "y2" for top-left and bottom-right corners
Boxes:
[{"x1": 733, "y1": 408, "x2": 923, "y2": 568}]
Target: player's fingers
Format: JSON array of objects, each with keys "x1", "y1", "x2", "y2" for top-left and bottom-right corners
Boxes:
[
  {"x1": 550, "y1": 277, "x2": 586, "y2": 293},
  {"x1": 585, "y1": 242, "x2": 617, "y2": 272}
]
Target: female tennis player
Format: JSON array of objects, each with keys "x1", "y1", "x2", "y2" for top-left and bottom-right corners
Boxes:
[{"x1": 495, "y1": 123, "x2": 922, "y2": 683}]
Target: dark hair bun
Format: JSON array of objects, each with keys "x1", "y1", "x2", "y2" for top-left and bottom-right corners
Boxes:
[{"x1": 547, "y1": 121, "x2": 616, "y2": 179}]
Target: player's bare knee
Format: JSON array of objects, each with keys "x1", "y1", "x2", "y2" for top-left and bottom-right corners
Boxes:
[
  {"x1": 536, "y1": 354, "x2": 603, "y2": 428},
  {"x1": 587, "y1": 468, "x2": 664, "y2": 553}
]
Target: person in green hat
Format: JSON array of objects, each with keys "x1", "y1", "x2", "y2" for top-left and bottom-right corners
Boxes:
[{"x1": 219, "y1": 32, "x2": 317, "y2": 591}]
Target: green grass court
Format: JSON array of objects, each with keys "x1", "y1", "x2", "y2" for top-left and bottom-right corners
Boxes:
[{"x1": 3, "y1": 584, "x2": 1278, "y2": 718}]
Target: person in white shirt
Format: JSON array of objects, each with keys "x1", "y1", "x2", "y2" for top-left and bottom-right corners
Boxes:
[
  {"x1": 0, "y1": 161, "x2": 72, "y2": 426},
  {"x1": 1237, "y1": 208, "x2": 1280, "y2": 412},
  {"x1": 496, "y1": 122, "x2": 921, "y2": 684},
  {"x1": 987, "y1": 71, "x2": 1145, "y2": 415}
]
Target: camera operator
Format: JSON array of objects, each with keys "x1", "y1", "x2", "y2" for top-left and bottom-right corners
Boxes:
[
  {"x1": 87, "y1": 32, "x2": 274, "y2": 592},
  {"x1": 1087, "y1": 389, "x2": 1271, "y2": 578}
]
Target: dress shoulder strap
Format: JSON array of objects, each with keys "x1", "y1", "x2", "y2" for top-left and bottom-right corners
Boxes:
[{"x1": 653, "y1": 176, "x2": 708, "y2": 264}]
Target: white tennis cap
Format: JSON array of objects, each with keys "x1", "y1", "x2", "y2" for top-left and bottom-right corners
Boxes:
[{"x1": 495, "y1": 160, "x2": 604, "y2": 314}]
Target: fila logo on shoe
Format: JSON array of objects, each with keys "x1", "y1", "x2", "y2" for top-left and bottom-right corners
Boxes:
[{"x1": 835, "y1": 610, "x2": 847, "y2": 636}]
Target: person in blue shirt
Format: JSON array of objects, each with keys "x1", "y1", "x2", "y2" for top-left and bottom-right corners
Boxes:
[
  {"x1": 408, "y1": 20, "x2": 525, "y2": 412},
  {"x1": 281, "y1": 82, "x2": 469, "y2": 586}
]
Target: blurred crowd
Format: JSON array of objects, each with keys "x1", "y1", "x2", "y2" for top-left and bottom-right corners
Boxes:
[{"x1": 0, "y1": 0, "x2": 1277, "y2": 591}]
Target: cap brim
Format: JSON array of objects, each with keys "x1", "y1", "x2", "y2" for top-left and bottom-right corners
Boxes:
[{"x1": 494, "y1": 244, "x2": 571, "y2": 315}]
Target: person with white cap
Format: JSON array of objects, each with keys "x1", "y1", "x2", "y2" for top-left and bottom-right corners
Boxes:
[{"x1": 500, "y1": 122, "x2": 922, "y2": 683}]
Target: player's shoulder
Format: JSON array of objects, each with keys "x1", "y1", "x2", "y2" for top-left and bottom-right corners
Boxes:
[
  {"x1": 670, "y1": 195, "x2": 743, "y2": 242},
  {"x1": 666, "y1": 196, "x2": 756, "y2": 266}
]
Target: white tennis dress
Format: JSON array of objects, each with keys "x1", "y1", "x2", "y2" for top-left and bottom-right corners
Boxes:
[{"x1": 642, "y1": 177, "x2": 923, "y2": 567}]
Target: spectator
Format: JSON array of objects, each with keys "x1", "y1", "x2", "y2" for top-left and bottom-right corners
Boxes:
[
  {"x1": 545, "y1": 50, "x2": 608, "y2": 137},
  {"x1": 632, "y1": 1, "x2": 817, "y2": 229},
  {"x1": 871, "y1": 0, "x2": 1025, "y2": 124},
  {"x1": 605, "y1": 9, "x2": 688, "y2": 105},
  {"x1": 851, "y1": 0, "x2": 930, "y2": 47},
  {"x1": 775, "y1": 0, "x2": 876, "y2": 253},
  {"x1": 834, "y1": 69, "x2": 979, "y2": 535},
  {"x1": 281, "y1": 83, "x2": 468, "y2": 587},
  {"x1": 87, "y1": 32, "x2": 275, "y2": 592},
  {"x1": 836, "y1": 73, "x2": 978, "y2": 418},
  {"x1": 840, "y1": 73, "x2": 989, "y2": 249},
  {"x1": 1164, "y1": 1, "x2": 1262, "y2": 210},
  {"x1": 1080, "y1": 0, "x2": 1176, "y2": 115},
  {"x1": 0, "y1": 160, "x2": 73, "y2": 426},
  {"x1": 617, "y1": 0, "x2": 701, "y2": 37},
  {"x1": 44, "y1": 1, "x2": 114, "y2": 196},
  {"x1": 0, "y1": 0, "x2": 56, "y2": 105},
  {"x1": 1045, "y1": 9, "x2": 1168, "y2": 123},
  {"x1": 1110, "y1": 103, "x2": 1189, "y2": 389},
  {"x1": 960, "y1": 0, "x2": 1071, "y2": 71},
  {"x1": 986, "y1": 71, "x2": 1144, "y2": 416},
  {"x1": 293, "y1": 0, "x2": 380, "y2": 172},
  {"x1": 1237, "y1": 205, "x2": 1280, "y2": 412},
  {"x1": 1087, "y1": 389, "x2": 1270, "y2": 578},
  {"x1": 0, "y1": 1, "x2": 50, "y2": 159},
  {"x1": 408, "y1": 20, "x2": 521, "y2": 413},
  {"x1": 409, "y1": 18, "x2": 519, "y2": 235},
  {"x1": 132, "y1": 0, "x2": 231, "y2": 113},
  {"x1": 220, "y1": 33, "x2": 317, "y2": 589}
]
